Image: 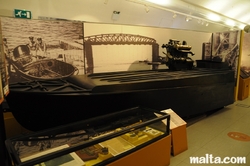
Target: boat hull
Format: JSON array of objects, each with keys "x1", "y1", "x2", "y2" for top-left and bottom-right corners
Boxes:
[{"x1": 6, "y1": 68, "x2": 235, "y2": 131}]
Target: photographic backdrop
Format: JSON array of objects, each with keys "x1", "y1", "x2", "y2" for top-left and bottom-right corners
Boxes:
[{"x1": 0, "y1": 17, "x2": 84, "y2": 84}]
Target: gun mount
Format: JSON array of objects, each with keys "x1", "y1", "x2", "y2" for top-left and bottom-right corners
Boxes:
[{"x1": 162, "y1": 39, "x2": 195, "y2": 70}]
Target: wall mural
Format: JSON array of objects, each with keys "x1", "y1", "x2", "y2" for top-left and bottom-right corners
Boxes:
[
  {"x1": 1, "y1": 18, "x2": 163, "y2": 84},
  {"x1": 0, "y1": 18, "x2": 216, "y2": 86},
  {"x1": 241, "y1": 32, "x2": 250, "y2": 76},
  {"x1": 83, "y1": 22, "x2": 213, "y2": 73},
  {"x1": 83, "y1": 33, "x2": 159, "y2": 74},
  {"x1": 0, "y1": 17, "x2": 84, "y2": 84},
  {"x1": 202, "y1": 42, "x2": 212, "y2": 60},
  {"x1": 0, "y1": 27, "x2": 5, "y2": 103},
  {"x1": 211, "y1": 30, "x2": 241, "y2": 79}
]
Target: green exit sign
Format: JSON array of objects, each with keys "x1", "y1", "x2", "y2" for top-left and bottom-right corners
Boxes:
[{"x1": 14, "y1": 9, "x2": 32, "y2": 19}]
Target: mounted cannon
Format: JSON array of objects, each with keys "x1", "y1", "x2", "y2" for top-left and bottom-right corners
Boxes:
[{"x1": 162, "y1": 39, "x2": 195, "y2": 70}]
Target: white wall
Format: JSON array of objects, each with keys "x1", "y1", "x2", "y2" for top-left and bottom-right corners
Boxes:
[
  {"x1": 85, "y1": 22, "x2": 211, "y2": 58},
  {"x1": 84, "y1": 23, "x2": 212, "y2": 72},
  {"x1": 0, "y1": 0, "x2": 230, "y2": 33}
]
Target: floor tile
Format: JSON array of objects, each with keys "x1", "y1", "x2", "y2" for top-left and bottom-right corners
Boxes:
[{"x1": 170, "y1": 97, "x2": 250, "y2": 166}]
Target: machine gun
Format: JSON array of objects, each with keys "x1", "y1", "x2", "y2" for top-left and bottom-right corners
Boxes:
[{"x1": 162, "y1": 39, "x2": 195, "y2": 70}]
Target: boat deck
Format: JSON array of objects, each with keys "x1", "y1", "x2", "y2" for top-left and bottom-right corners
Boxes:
[
  {"x1": 9, "y1": 68, "x2": 234, "y2": 93},
  {"x1": 6, "y1": 68, "x2": 235, "y2": 131}
]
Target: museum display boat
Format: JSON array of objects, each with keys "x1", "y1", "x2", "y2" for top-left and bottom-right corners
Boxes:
[{"x1": 5, "y1": 67, "x2": 235, "y2": 131}]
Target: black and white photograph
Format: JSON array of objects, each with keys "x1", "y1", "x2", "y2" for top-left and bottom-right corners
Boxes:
[
  {"x1": 211, "y1": 30, "x2": 240, "y2": 66},
  {"x1": 0, "y1": 38, "x2": 4, "y2": 103},
  {"x1": 241, "y1": 32, "x2": 250, "y2": 76},
  {"x1": 211, "y1": 30, "x2": 240, "y2": 79},
  {"x1": 20, "y1": 144, "x2": 85, "y2": 166},
  {"x1": 0, "y1": 17, "x2": 84, "y2": 84},
  {"x1": 202, "y1": 42, "x2": 211, "y2": 60},
  {"x1": 83, "y1": 33, "x2": 159, "y2": 74}
]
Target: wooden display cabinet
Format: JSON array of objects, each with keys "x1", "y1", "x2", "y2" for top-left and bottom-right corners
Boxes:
[{"x1": 238, "y1": 77, "x2": 250, "y2": 100}]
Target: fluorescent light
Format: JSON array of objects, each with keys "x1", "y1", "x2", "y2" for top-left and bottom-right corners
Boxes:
[
  {"x1": 225, "y1": 20, "x2": 235, "y2": 26},
  {"x1": 207, "y1": 13, "x2": 221, "y2": 22},
  {"x1": 144, "y1": 0, "x2": 171, "y2": 6}
]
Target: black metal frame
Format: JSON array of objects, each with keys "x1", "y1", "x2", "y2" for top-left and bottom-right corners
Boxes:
[
  {"x1": 5, "y1": 106, "x2": 170, "y2": 166},
  {"x1": 0, "y1": 105, "x2": 11, "y2": 166}
]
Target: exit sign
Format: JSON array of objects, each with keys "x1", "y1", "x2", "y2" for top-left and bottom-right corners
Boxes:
[{"x1": 14, "y1": 9, "x2": 31, "y2": 19}]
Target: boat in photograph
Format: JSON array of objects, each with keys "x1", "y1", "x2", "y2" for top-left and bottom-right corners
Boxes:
[
  {"x1": 9, "y1": 45, "x2": 77, "y2": 81},
  {"x1": 13, "y1": 58, "x2": 77, "y2": 80},
  {"x1": 5, "y1": 67, "x2": 235, "y2": 131}
]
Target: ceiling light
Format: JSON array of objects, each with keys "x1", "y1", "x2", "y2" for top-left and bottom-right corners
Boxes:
[
  {"x1": 112, "y1": 11, "x2": 120, "y2": 20},
  {"x1": 144, "y1": 0, "x2": 171, "y2": 6},
  {"x1": 185, "y1": 16, "x2": 192, "y2": 22},
  {"x1": 225, "y1": 20, "x2": 235, "y2": 26},
  {"x1": 144, "y1": 5, "x2": 149, "y2": 13},
  {"x1": 205, "y1": 22, "x2": 209, "y2": 26},
  {"x1": 126, "y1": 0, "x2": 245, "y2": 30},
  {"x1": 173, "y1": 13, "x2": 177, "y2": 18},
  {"x1": 207, "y1": 13, "x2": 221, "y2": 22}
]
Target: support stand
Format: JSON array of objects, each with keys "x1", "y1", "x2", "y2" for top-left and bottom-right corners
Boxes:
[{"x1": 0, "y1": 104, "x2": 11, "y2": 166}]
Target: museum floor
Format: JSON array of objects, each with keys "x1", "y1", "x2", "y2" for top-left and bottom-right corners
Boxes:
[{"x1": 170, "y1": 97, "x2": 250, "y2": 166}]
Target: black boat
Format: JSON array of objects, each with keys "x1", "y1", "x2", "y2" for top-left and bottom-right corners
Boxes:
[
  {"x1": 5, "y1": 67, "x2": 235, "y2": 131},
  {"x1": 4, "y1": 39, "x2": 235, "y2": 131}
]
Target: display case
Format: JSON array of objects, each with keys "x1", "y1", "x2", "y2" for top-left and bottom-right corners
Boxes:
[{"x1": 5, "y1": 106, "x2": 170, "y2": 166}]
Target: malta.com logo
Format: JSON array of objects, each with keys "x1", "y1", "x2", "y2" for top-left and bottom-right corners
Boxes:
[{"x1": 190, "y1": 154, "x2": 246, "y2": 164}]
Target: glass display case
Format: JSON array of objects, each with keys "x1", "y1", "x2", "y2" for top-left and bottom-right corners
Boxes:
[{"x1": 5, "y1": 106, "x2": 170, "y2": 166}]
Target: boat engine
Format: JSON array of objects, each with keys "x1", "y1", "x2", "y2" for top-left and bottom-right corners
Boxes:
[{"x1": 162, "y1": 39, "x2": 195, "y2": 70}]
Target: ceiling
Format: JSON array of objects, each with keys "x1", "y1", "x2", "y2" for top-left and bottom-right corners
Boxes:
[
  {"x1": 182, "y1": 0, "x2": 250, "y2": 26},
  {"x1": 1, "y1": 0, "x2": 248, "y2": 32},
  {"x1": 130, "y1": 0, "x2": 250, "y2": 30}
]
